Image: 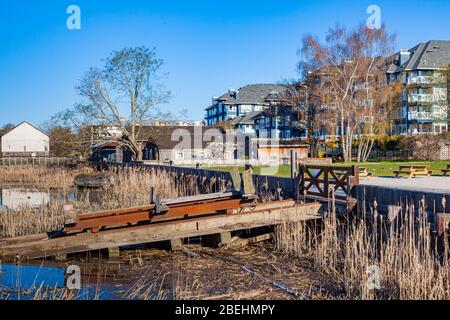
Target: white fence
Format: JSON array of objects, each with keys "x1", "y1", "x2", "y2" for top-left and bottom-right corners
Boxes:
[{"x1": 0, "y1": 157, "x2": 74, "y2": 166}]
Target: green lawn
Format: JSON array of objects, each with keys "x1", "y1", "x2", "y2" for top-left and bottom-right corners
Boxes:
[{"x1": 205, "y1": 160, "x2": 450, "y2": 177}]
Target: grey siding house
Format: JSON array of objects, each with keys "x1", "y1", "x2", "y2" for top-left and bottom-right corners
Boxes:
[
  {"x1": 205, "y1": 84, "x2": 290, "y2": 126},
  {"x1": 386, "y1": 40, "x2": 450, "y2": 135}
]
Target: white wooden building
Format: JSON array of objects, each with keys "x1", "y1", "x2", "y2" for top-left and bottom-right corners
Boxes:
[{"x1": 1, "y1": 121, "x2": 50, "y2": 157}]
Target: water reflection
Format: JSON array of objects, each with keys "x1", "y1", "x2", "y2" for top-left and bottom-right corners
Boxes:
[
  {"x1": 0, "y1": 188, "x2": 77, "y2": 211},
  {"x1": 0, "y1": 263, "x2": 126, "y2": 300}
]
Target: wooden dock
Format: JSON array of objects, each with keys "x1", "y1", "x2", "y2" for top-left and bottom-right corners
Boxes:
[{"x1": 0, "y1": 198, "x2": 320, "y2": 261}]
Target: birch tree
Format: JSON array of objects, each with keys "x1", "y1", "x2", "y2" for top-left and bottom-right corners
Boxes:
[{"x1": 297, "y1": 24, "x2": 400, "y2": 162}]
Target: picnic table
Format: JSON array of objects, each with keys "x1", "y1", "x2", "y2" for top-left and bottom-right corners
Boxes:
[
  {"x1": 358, "y1": 167, "x2": 373, "y2": 178},
  {"x1": 441, "y1": 164, "x2": 450, "y2": 176},
  {"x1": 393, "y1": 165, "x2": 432, "y2": 178}
]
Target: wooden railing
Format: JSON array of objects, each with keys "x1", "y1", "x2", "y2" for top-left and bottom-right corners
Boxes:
[{"x1": 298, "y1": 165, "x2": 359, "y2": 201}]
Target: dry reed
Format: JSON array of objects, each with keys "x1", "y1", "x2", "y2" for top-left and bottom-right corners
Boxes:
[
  {"x1": 0, "y1": 166, "x2": 200, "y2": 237},
  {"x1": 0, "y1": 165, "x2": 81, "y2": 189},
  {"x1": 275, "y1": 197, "x2": 450, "y2": 300}
]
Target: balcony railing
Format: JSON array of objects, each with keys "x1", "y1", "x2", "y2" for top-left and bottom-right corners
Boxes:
[
  {"x1": 407, "y1": 112, "x2": 448, "y2": 121},
  {"x1": 407, "y1": 75, "x2": 446, "y2": 85},
  {"x1": 408, "y1": 94, "x2": 435, "y2": 103},
  {"x1": 408, "y1": 112, "x2": 433, "y2": 121}
]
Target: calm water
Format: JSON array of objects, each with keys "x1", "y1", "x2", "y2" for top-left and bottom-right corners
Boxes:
[
  {"x1": 0, "y1": 263, "x2": 129, "y2": 300},
  {"x1": 0, "y1": 187, "x2": 78, "y2": 211},
  {"x1": 0, "y1": 187, "x2": 129, "y2": 300}
]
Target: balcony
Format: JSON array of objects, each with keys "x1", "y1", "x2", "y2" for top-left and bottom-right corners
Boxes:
[
  {"x1": 408, "y1": 94, "x2": 435, "y2": 103},
  {"x1": 407, "y1": 76, "x2": 433, "y2": 85},
  {"x1": 407, "y1": 75, "x2": 446, "y2": 85},
  {"x1": 408, "y1": 112, "x2": 433, "y2": 122}
]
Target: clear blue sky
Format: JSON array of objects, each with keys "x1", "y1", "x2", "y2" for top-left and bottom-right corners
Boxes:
[{"x1": 1, "y1": 0, "x2": 449, "y2": 128}]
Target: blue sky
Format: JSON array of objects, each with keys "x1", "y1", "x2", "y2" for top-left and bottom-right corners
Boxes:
[{"x1": 1, "y1": 0, "x2": 449, "y2": 128}]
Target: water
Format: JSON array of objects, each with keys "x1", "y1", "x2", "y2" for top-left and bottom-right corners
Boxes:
[
  {"x1": 0, "y1": 263, "x2": 129, "y2": 300},
  {"x1": 0, "y1": 187, "x2": 78, "y2": 211}
]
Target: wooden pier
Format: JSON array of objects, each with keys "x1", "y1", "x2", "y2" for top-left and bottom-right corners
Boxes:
[{"x1": 0, "y1": 192, "x2": 320, "y2": 261}]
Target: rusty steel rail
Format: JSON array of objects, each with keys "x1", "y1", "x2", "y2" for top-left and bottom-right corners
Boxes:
[{"x1": 63, "y1": 192, "x2": 258, "y2": 235}]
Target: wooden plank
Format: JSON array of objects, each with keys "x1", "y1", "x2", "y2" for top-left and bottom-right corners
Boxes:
[
  {"x1": 163, "y1": 192, "x2": 237, "y2": 205},
  {"x1": 0, "y1": 203, "x2": 321, "y2": 261}
]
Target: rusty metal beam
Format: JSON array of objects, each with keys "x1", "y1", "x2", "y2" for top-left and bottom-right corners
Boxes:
[{"x1": 64, "y1": 194, "x2": 254, "y2": 234}]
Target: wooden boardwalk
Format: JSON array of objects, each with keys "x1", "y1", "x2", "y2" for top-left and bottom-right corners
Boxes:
[{"x1": 0, "y1": 200, "x2": 320, "y2": 261}]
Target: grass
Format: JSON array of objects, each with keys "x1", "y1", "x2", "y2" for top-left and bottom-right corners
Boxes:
[{"x1": 206, "y1": 160, "x2": 450, "y2": 177}]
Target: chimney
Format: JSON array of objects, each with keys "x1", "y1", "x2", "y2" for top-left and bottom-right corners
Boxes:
[
  {"x1": 228, "y1": 88, "x2": 238, "y2": 99},
  {"x1": 399, "y1": 49, "x2": 411, "y2": 66}
]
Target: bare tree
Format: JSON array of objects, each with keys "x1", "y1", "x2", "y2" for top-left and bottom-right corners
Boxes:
[
  {"x1": 297, "y1": 24, "x2": 400, "y2": 162},
  {"x1": 0, "y1": 123, "x2": 15, "y2": 137},
  {"x1": 61, "y1": 47, "x2": 171, "y2": 161}
]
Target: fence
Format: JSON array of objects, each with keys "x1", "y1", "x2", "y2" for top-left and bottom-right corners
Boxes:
[
  {"x1": 299, "y1": 165, "x2": 359, "y2": 202},
  {"x1": 0, "y1": 156, "x2": 75, "y2": 166},
  {"x1": 322, "y1": 146, "x2": 411, "y2": 161},
  {"x1": 106, "y1": 161, "x2": 359, "y2": 204}
]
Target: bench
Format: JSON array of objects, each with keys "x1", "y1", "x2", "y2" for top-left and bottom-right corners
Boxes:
[
  {"x1": 358, "y1": 167, "x2": 373, "y2": 178},
  {"x1": 441, "y1": 164, "x2": 450, "y2": 176},
  {"x1": 394, "y1": 165, "x2": 432, "y2": 178}
]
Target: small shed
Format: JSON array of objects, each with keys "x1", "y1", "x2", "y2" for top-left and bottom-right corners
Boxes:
[
  {"x1": 256, "y1": 139, "x2": 309, "y2": 164},
  {"x1": 0, "y1": 121, "x2": 50, "y2": 157}
]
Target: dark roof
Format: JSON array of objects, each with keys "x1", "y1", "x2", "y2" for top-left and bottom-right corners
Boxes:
[
  {"x1": 230, "y1": 111, "x2": 263, "y2": 126},
  {"x1": 0, "y1": 121, "x2": 49, "y2": 138},
  {"x1": 137, "y1": 126, "x2": 227, "y2": 149},
  {"x1": 387, "y1": 40, "x2": 450, "y2": 73},
  {"x1": 207, "y1": 84, "x2": 290, "y2": 109}
]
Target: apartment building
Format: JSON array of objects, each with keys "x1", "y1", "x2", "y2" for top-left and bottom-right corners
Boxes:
[
  {"x1": 204, "y1": 84, "x2": 289, "y2": 126},
  {"x1": 387, "y1": 40, "x2": 450, "y2": 135}
]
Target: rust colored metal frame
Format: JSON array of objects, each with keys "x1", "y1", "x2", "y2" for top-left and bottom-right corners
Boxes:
[{"x1": 64, "y1": 195, "x2": 254, "y2": 234}]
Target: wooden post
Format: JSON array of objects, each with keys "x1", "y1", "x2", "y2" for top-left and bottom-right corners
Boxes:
[
  {"x1": 107, "y1": 247, "x2": 120, "y2": 259},
  {"x1": 169, "y1": 238, "x2": 183, "y2": 251},
  {"x1": 298, "y1": 164, "x2": 305, "y2": 198},
  {"x1": 352, "y1": 165, "x2": 360, "y2": 186},
  {"x1": 54, "y1": 253, "x2": 67, "y2": 261},
  {"x1": 290, "y1": 150, "x2": 297, "y2": 179},
  {"x1": 324, "y1": 167, "x2": 329, "y2": 198},
  {"x1": 149, "y1": 187, "x2": 155, "y2": 204},
  {"x1": 218, "y1": 232, "x2": 232, "y2": 246},
  {"x1": 206, "y1": 231, "x2": 232, "y2": 248}
]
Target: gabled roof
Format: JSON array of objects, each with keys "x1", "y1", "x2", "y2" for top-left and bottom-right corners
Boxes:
[
  {"x1": 210, "y1": 84, "x2": 290, "y2": 107},
  {"x1": 1, "y1": 121, "x2": 49, "y2": 138},
  {"x1": 387, "y1": 40, "x2": 450, "y2": 73},
  {"x1": 137, "y1": 125, "x2": 226, "y2": 149},
  {"x1": 230, "y1": 111, "x2": 263, "y2": 126}
]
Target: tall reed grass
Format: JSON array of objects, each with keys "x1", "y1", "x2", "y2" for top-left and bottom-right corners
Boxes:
[
  {"x1": 275, "y1": 197, "x2": 450, "y2": 300},
  {"x1": 0, "y1": 165, "x2": 80, "y2": 189},
  {"x1": 0, "y1": 166, "x2": 200, "y2": 237}
]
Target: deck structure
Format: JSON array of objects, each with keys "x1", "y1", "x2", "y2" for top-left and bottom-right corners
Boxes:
[{"x1": 0, "y1": 191, "x2": 320, "y2": 261}]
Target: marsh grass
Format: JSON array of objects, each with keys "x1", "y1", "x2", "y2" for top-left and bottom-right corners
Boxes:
[
  {"x1": 0, "y1": 166, "x2": 199, "y2": 237},
  {"x1": 0, "y1": 166, "x2": 81, "y2": 189},
  {"x1": 275, "y1": 196, "x2": 450, "y2": 300}
]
